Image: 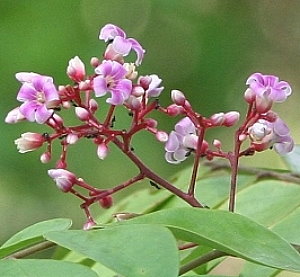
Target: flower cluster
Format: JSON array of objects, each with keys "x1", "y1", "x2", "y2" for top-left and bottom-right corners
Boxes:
[{"x1": 6, "y1": 23, "x2": 295, "y2": 225}]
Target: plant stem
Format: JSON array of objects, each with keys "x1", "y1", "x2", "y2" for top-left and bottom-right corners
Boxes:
[
  {"x1": 3, "y1": 241, "x2": 56, "y2": 259},
  {"x1": 113, "y1": 138, "x2": 204, "y2": 207},
  {"x1": 188, "y1": 127, "x2": 205, "y2": 196},
  {"x1": 179, "y1": 250, "x2": 226, "y2": 275}
]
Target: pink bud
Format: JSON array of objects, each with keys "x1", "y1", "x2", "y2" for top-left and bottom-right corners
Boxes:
[
  {"x1": 171, "y1": 90, "x2": 186, "y2": 106},
  {"x1": 156, "y1": 131, "x2": 168, "y2": 142},
  {"x1": 67, "y1": 56, "x2": 86, "y2": 82},
  {"x1": 239, "y1": 134, "x2": 247, "y2": 142},
  {"x1": 89, "y1": 99, "x2": 99, "y2": 113},
  {"x1": 166, "y1": 104, "x2": 185, "y2": 116},
  {"x1": 244, "y1": 88, "x2": 256, "y2": 103},
  {"x1": 144, "y1": 118, "x2": 158, "y2": 128},
  {"x1": 126, "y1": 96, "x2": 142, "y2": 110},
  {"x1": 223, "y1": 111, "x2": 240, "y2": 127},
  {"x1": 255, "y1": 94, "x2": 273, "y2": 113},
  {"x1": 138, "y1": 76, "x2": 152, "y2": 90},
  {"x1": 104, "y1": 44, "x2": 124, "y2": 64},
  {"x1": 79, "y1": 80, "x2": 91, "y2": 91},
  {"x1": 210, "y1": 112, "x2": 225, "y2": 126},
  {"x1": 5, "y1": 107, "x2": 26, "y2": 124},
  {"x1": 15, "y1": 132, "x2": 45, "y2": 153},
  {"x1": 97, "y1": 143, "x2": 108, "y2": 160},
  {"x1": 213, "y1": 139, "x2": 222, "y2": 149},
  {"x1": 83, "y1": 220, "x2": 97, "y2": 230},
  {"x1": 40, "y1": 151, "x2": 52, "y2": 163},
  {"x1": 99, "y1": 195, "x2": 113, "y2": 209},
  {"x1": 48, "y1": 169, "x2": 77, "y2": 192},
  {"x1": 132, "y1": 85, "x2": 144, "y2": 97},
  {"x1": 90, "y1": 57, "x2": 100, "y2": 68},
  {"x1": 66, "y1": 134, "x2": 79, "y2": 144},
  {"x1": 75, "y1": 107, "x2": 90, "y2": 121}
]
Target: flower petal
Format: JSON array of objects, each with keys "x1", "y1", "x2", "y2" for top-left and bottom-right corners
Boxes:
[
  {"x1": 35, "y1": 105, "x2": 52, "y2": 124},
  {"x1": 17, "y1": 83, "x2": 37, "y2": 101},
  {"x1": 112, "y1": 36, "x2": 132, "y2": 56},
  {"x1": 99, "y1": 24, "x2": 126, "y2": 41},
  {"x1": 93, "y1": 76, "x2": 108, "y2": 97}
]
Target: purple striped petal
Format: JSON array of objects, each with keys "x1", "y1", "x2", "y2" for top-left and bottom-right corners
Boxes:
[
  {"x1": 99, "y1": 24, "x2": 126, "y2": 42},
  {"x1": 35, "y1": 105, "x2": 52, "y2": 124},
  {"x1": 19, "y1": 102, "x2": 37, "y2": 122},
  {"x1": 93, "y1": 76, "x2": 108, "y2": 97},
  {"x1": 17, "y1": 83, "x2": 37, "y2": 101},
  {"x1": 112, "y1": 36, "x2": 132, "y2": 56},
  {"x1": 128, "y1": 38, "x2": 145, "y2": 66}
]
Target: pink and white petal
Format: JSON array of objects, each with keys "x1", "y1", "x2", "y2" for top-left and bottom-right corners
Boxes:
[
  {"x1": 173, "y1": 148, "x2": 188, "y2": 162},
  {"x1": 112, "y1": 36, "x2": 132, "y2": 56},
  {"x1": 32, "y1": 76, "x2": 48, "y2": 92},
  {"x1": 274, "y1": 139, "x2": 294, "y2": 155},
  {"x1": 95, "y1": 61, "x2": 113, "y2": 76},
  {"x1": 19, "y1": 102, "x2": 37, "y2": 122},
  {"x1": 128, "y1": 38, "x2": 145, "y2": 66},
  {"x1": 43, "y1": 81, "x2": 59, "y2": 101},
  {"x1": 111, "y1": 62, "x2": 127, "y2": 79},
  {"x1": 99, "y1": 24, "x2": 126, "y2": 41},
  {"x1": 246, "y1": 73, "x2": 264, "y2": 85},
  {"x1": 275, "y1": 81, "x2": 292, "y2": 97},
  {"x1": 35, "y1": 105, "x2": 52, "y2": 124},
  {"x1": 147, "y1": 87, "x2": 164, "y2": 98},
  {"x1": 15, "y1": 72, "x2": 40, "y2": 83},
  {"x1": 106, "y1": 91, "x2": 124, "y2": 105},
  {"x1": 93, "y1": 76, "x2": 108, "y2": 97},
  {"x1": 165, "y1": 131, "x2": 180, "y2": 152},
  {"x1": 273, "y1": 118, "x2": 290, "y2": 136},
  {"x1": 115, "y1": 79, "x2": 132, "y2": 96},
  {"x1": 165, "y1": 152, "x2": 181, "y2": 164},
  {"x1": 17, "y1": 83, "x2": 37, "y2": 101}
]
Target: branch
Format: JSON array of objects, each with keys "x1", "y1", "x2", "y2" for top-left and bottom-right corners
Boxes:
[
  {"x1": 3, "y1": 241, "x2": 56, "y2": 260},
  {"x1": 179, "y1": 250, "x2": 226, "y2": 275}
]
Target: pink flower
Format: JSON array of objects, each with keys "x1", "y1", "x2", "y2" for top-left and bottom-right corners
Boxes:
[
  {"x1": 67, "y1": 56, "x2": 86, "y2": 82},
  {"x1": 139, "y1": 74, "x2": 164, "y2": 98},
  {"x1": 5, "y1": 107, "x2": 26, "y2": 124},
  {"x1": 248, "y1": 117, "x2": 294, "y2": 154},
  {"x1": 93, "y1": 60, "x2": 132, "y2": 105},
  {"x1": 165, "y1": 117, "x2": 198, "y2": 164},
  {"x1": 246, "y1": 73, "x2": 292, "y2": 103},
  {"x1": 99, "y1": 24, "x2": 145, "y2": 66},
  {"x1": 16, "y1": 73, "x2": 60, "y2": 123},
  {"x1": 15, "y1": 132, "x2": 45, "y2": 153},
  {"x1": 48, "y1": 169, "x2": 77, "y2": 192}
]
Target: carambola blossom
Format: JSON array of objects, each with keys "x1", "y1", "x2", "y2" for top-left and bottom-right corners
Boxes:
[
  {"x1": 93, "y1": 60, "x2": 132, "y2": 105},
  {"x1": 16, "y1": 73, "x2": 59, "y2": 123},
  {"x1": 48, "y1": 169, "x2": 77, "y2": 192},
  {"x1": 15, "y1": 132, "x2": 45, "y2": 153},
  {"x1": 165, "y1": 117, "x2": 198, "y2": 164},
  {"x1": 248, "y1": 117, "x2": 294, "y2": 154},
  {"x1": 246, "y1": 73, "x2": 292, "y2": 103},
  {"x1": 99, "y1": 24, "x2": 145, "y2": 66}
]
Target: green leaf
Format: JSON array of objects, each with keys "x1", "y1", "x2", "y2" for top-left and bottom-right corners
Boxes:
[
  {"x1": 0, "y1": 218, "x2": 72, "y2": 258},
  {"x1": 45, "y1": 224, "x2": 179, "y2": 277},
  {"x1": 0, "y1": 259, "x2": 97, "y2": 277},
  {"x1": 125, "y1": 207, "x2": 300, "y2": 272}
]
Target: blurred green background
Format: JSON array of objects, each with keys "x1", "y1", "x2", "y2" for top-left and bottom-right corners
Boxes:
[{"x1": 1, "y1": 0, "x2": 300, "y2": 244}]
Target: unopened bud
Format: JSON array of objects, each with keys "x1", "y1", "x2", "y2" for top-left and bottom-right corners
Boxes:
[
  {"x1": 15, "y1": 132, "x2": 45, "y2": 153},
  {"x1": 223, "y1": 111, "x2": 240, "y2": 127},
  {"x1": 75, "y1": 107, "x2": 90, "y2": 121},
  {"x1": 171, "y1": 90, "x2": 186, "y2": 106},
  {"x1": 255, "y1": 94, "x2": 273, "y2": 114},
  {"x1": 48, "y1": 168, "x2": 77, "y2": 192},
  {"x1": 126, "y1": 96, "x2": 142, "y2": 110},
  {"x1": 239, "y1": 134, "x2": 247, "y2": 142},
  {"x1": 89, "y1": 99, "x2": 99, "y2": 113},
  {"x1": 90, "y1": 57, "x2": 100, "y2": 68},
  {"x1": 79, "y1": 80, "x2": 91, "y2": 91},
  {"x1": 210, "y1": 112, "x2": 225, "y2": 126},
  {"x1": 97, "y1": 143, "x2": 108, "y2": 160},
  {"x1": 83, "y1": 220, "x2": 97, "y2": 230},
  {"x1": 40, "y1": 151, "x2": 52, "y2": 163},
  {"x1": 138, "y1": 76, "x2": 152, "y2": 90},
  {"x1": 66, "y1": 133, "x2": 79, "y2": 144},
  {"x1": 62, "y1": 101, "x2": 72, "y2": 109},
  {"x1": 99, "y1": 195, "x2": 113, "y2": 209},
  {"x1": 67, "y1": 56, "x2": 86, "y2": 82},
  {"x1": 244, "y1": 88, "x2": 256, "y2": 103},
  {"x1": 213, "y1": 139, "x2": 222, "y2": 149},
  {"x1": 132, "y1": 85, "x2": 144, "y2": 97},
  {"x1": 156, "y1": 131, "x2": 168, "y2": 142},
  {"x1": 144, "y1": 118, "x2": 158, "y2": 128},
  {"x1": 166, "y1": 104, "x2": 184, "y2": 116}
]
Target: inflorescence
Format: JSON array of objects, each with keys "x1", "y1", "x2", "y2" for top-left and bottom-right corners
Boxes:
[{"x1": 5, "y1": 24, "x2": 294, "y2": 228}]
